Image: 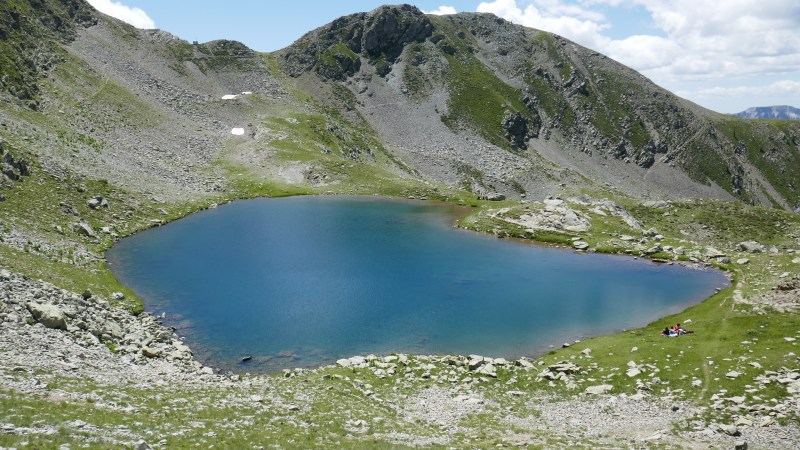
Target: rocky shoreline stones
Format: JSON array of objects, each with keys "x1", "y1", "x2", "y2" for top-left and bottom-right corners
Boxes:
[
  {"x1": 26, "y1": 301, "x2": 68, "y2": 330},
  {"x1": 1, "y1": 267, "x2": 201, "y2": 376},
  {"x1": 2, "y1": 264, "x2": 798, "y2": 448}
]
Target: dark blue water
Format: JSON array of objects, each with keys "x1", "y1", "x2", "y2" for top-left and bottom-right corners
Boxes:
[{"x1": 106, "y1": 196, "x2": 729, "y2": 372}]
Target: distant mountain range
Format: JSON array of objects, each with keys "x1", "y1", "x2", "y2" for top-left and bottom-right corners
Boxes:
[{"x1": 734, "y1": 105, "x2": 800, "y2": 120}]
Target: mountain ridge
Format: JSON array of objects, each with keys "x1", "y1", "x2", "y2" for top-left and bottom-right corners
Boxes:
[
  {"x1": 2, "y1": 2, "x2": 799, "y2": 211},
  {"x1": 735, "y1": 105, "x2": 800, "y2": 120},
  {"x1": 276, "y1": 5, "x2": 800, "y2": 210}
]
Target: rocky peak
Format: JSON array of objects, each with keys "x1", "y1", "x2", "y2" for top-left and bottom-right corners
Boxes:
[
  {"x1": 280, "y1": 4, "x2": 432, "y2": 80},
  {"x1": 203, "y1": 40, "x2": 255, "y2": 58},
  {"x1": 362, "y1": 4, "x2": 433, "y2": 61}
]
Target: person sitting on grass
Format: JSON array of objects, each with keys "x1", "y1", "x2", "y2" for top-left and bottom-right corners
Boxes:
[
  {"x1": 673, "y1": 323, "x2": 695, "y2": 335},
  {"x1": 662, "y1": 326, "x2": 677, "y2": 337}
]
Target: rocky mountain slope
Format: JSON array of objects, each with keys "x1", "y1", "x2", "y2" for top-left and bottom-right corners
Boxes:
[
  {"x1": 735, "y1": 105, "x2": 800, "y2": 120},
  {"x1": 278, "y1": 5, "x2": 800, "y2": 211},
  {"x1": 1, "y1": 2, "x2": 799, "y2": 213}
]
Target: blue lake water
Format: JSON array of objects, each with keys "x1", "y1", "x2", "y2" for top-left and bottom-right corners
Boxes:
[{"x1": 106, "y1": 195, "x2": 729, "y2": 373}]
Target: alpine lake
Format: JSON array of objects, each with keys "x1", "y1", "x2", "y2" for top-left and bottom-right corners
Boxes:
[{"x1": 106, "y1": 196, "x2": 729, "y2": 373}]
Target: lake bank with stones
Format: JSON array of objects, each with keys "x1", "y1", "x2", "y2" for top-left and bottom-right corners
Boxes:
[{"x1": 106, "y1": 195, "x2": 729, "y2": 373}]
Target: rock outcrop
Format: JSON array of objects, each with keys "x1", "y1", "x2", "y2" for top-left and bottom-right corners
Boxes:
[
  {"x1": 281, "y1": 5, "x2": 433, "y2": 80},
  {"x1": 0, "y1": 138, "x2": 30, "y2": 183},
  {"x1": 501, "y1": 111, "x2": 537, "y2": 149}
]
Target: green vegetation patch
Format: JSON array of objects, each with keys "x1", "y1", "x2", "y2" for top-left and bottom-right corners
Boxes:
[
  {"x1": 430, "y1": 18, "x2": 534, "y2": 152},
  {"x1": 717, "y1": 118, "x2": 800, "y2": 206},
  {"x1": 316, "y1": 43, "x2": 361, "y2": 81},
  {"x1": 523, "y1": 63, "x2": 575, "y2": 131},
  {"x1": 677, "y1": 139, "x2": 737, "y2": 194}
]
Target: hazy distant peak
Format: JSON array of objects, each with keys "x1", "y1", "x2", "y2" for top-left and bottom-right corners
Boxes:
[{"x1": 734, "y1": 105, "x2": 800, "y2": 120}]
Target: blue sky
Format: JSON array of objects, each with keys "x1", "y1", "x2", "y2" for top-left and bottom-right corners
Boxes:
[{"x1": 86, "y1": 0, "x2": 800, "y2": 114}]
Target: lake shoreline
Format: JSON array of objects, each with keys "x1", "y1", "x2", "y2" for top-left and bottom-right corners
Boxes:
[
  {"x1": 3, "y1": 194, "x2": 798, "y2": 449},
  {"x1": 105, "y1": 195, "x2": 730, "y2": 374},
  {"x1": 2, "y1": 263, "x2": 796, "y2": 449}
]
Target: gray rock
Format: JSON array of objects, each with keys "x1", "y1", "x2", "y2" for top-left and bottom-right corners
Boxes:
[
  {"x1": 642, "y1": 228, "x2": 658, "y2": 237},
  {"x1": 644, "y1": 245, "x2": 662, "y2": 255},
  {"x1": 134, "y1": 440, "x2": 153, "y2": 450},
  {"x1": 704, "y1": 247, "x2": 726, "y2": 259},
  {"x1": 72, "y1": 222, "x2": 96, "y2": 237},
  {"x1": 501, "y1": 110, "x2": 537, "y2": 149},
  {"x1": 643, "y1": 200, "x2": 670, "y2": 209},
  {"x1": 548, "y1": 362, "x2": 580, "y2": 373},
  {"x1": 479, "y1": 192, "x2": 506, "y2": 201},
  {"x1": 626, "y1": 367, "x2": 641, "y2": 377},
  {"x1": 477, "y1": 363, "x2": 497, "y2": 378},
  {"x1": 26, "y1": 302, "x2": 68, "y2": 330},
  {"x1": 720, "y1": 423, "x2": 740, "y2": 436},
  {"x1": 1, "y1": 146, "x2": 30, "y2": 181},
  {"x1": 87, "y1": 196, "x2": 109, "y2": 209},
  {"x1": 141, "y1": 347, "x2": 161, "y2": 358},
  {"x1": 738, "y1": 241, "x2": 765, "y2": 253},
  {"x1": 515, "y1": 359, "x2": 534, "y2": 369},
  {"x1": 584, "y1": 384, "x2": 612, "y2": 395},
  {"x1": 362, "y1": 5, "x2": 433, "y2": 61},
  {"x1": 734, "y1": 441, "x2": 748, "y2": 450},
  {"x1": 467, "y1": 357, "x2": 486, "y2": 370},
  {"x1": 573, "y1": 241, "x2": 589, "y2": 250}
]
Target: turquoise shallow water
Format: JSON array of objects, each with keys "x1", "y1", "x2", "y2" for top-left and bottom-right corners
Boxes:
[{"x1": 106, "y1": 196, "x2": 729, "y2": 373}]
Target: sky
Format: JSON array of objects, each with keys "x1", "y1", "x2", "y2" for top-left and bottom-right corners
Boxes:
[{"x1": 85, "y1": 0, "x2": 800, "y2": 114}]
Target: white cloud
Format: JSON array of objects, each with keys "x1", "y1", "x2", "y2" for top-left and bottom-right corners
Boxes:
[
  {"x1": 683, "y1": 80, "x2": 800, "y2": 99},
  {"x1": 473, "y1": 1, "x2": 800, "y2": 110},
  {"x1": 86, "y1": 0, "x2": 156, "y2": 29},
  {"x1": 477, "y1": 0, "x2": 610, "y2": 50},
  {"x1": 423, "y1": 6, "x2": 458, "y2": 15},
  {"x1": 603, "y1": 34, "x2": 680, "y2": 71}
]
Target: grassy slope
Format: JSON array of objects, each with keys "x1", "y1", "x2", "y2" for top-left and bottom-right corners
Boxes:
[{"x1": 3, "y1": 171, "x2": 799, "y2": 448}]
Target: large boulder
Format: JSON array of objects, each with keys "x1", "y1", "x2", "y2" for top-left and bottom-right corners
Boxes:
[
  {"x1": 72, "y1": 222, "x2": 96, "y2": 237},
  {"x1": 26, "y1": 302, "x2": 67, "y2": 330},
  {"x1": 87, "y1": 196, "x2": 109, "y2": 209},
  {"x1": 478, "y1": 192, "x2": 505, "y2": 201},
  {"x1": 704, "y1": 247, "x2": 726, "y2": 259},
  {"x1": 584, "y1": 384, "x2": 612, "y2": 395},
  {"x1": 738, "y1": 241, "x2": 765, "y2": 253}
]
